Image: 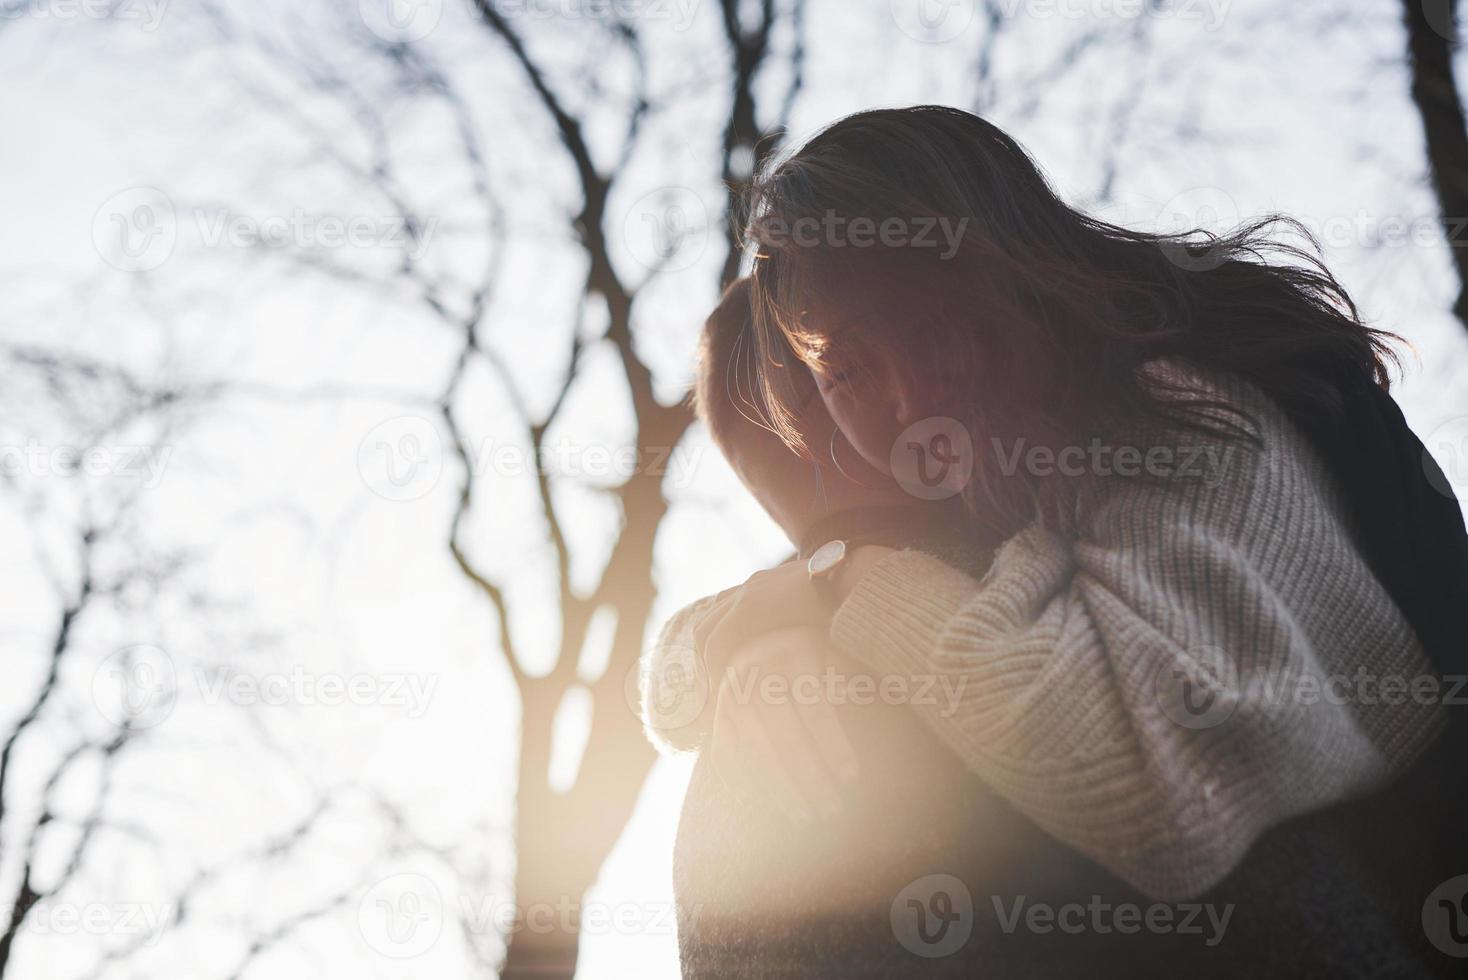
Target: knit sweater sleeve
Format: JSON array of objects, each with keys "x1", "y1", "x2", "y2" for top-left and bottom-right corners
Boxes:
[
  {"x1": 639, "y1": 591, "x2": 728, "y2": 755},
  {"x1": 829, "y1": 365, "x2": 1447, "y2": 901}
]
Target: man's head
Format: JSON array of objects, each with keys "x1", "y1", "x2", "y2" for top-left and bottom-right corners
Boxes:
[{"x1": 694, "y1": 278, "x2": 914, "y2": 546}]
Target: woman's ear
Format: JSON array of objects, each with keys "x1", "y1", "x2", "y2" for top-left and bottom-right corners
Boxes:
[{"x1": 791, "y1": 375, "x2": 839, "y2": 449}]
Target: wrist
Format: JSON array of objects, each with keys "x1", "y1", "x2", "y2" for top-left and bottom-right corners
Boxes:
[{"x1": 830, "y1": 544, "x2": 896, "y2": 603}]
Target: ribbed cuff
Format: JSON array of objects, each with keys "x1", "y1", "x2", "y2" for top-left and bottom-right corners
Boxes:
[
  {"x1": 829, "y1": 549, "x2": 981, "y2": 678},
  {"x1": 640, "y1": 597, "x2": 720, "y2": 754}
]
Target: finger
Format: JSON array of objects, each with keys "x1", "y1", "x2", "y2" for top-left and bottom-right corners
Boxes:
[
  {"x1": 741, "y1": 697, "x2": 848, "y2": 824},
  {"x1": 769, "y1": 642, "x2": 861, "y2": 786},
  {"x1": 730, "y1": 704, "x2": 816, "y2": 826},
  {"x1": 709, "y1": 686, "x2": 749, "y2": 803},
  {"x1": 700, "y1": 568, "x2": 794, "y2": 677},
  {"x1": 702, "y1": 597, "x2": 763, "y2": 681},
  {"x1": 757, "y1": 639, "x2": 857, "y2": 786},
  {"x1": 692, "y1": 593, "x2": 738, "y2": 662},
  {"x1": 798, "y1": 697, "x2": 860, "y2": 787},
  {"x1": 763, "y1": 702, "x2": 848, "y2": 819}
]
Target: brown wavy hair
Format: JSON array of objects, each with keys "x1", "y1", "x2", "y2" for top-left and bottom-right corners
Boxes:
[{"x1": 744, "y1": 105, "x2": 1402, "y2": 533}]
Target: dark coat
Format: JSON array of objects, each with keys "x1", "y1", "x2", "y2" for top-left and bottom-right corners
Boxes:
[{"x1": 672, "y1": 361, "x2": 1468, "y2": 978}]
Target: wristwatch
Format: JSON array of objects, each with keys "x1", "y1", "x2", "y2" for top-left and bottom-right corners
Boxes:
[{"x1": 807, "y1": 539, "x2": 848, "y2": 603}]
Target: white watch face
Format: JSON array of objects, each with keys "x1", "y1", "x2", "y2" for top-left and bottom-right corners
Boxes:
[{"x1": 808, "y1": 539, "x2": 847, "y2": 577}]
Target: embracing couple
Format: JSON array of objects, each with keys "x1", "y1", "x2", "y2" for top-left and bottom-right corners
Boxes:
[{"x1": 639, "y1": 105, "x2": 1468, "y2": 978}]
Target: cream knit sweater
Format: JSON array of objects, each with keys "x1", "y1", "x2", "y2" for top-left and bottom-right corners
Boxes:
[{"x1": 641, "y1": 361, "x2": 1447, "y2": 901}]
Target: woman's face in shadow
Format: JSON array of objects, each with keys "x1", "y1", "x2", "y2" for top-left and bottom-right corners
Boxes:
[
  {"x1": 722, "y1": 369, "x2": 912, "y2": 546},
  {"x1": 810, "y1": 342, "x2": 954, "y2": 479}
]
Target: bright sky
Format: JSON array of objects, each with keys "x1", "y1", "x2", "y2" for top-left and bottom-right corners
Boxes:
[{"x1": 1, "y1": 1, "x2": 1466, "y2": 978}]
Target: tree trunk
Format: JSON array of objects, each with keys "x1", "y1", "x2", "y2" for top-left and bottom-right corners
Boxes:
[
  {"x1": 502, "y1": 701, "x2": 583, "y2": 980},
  {"x1": 500, "y1": 855, "x2": 585, "y2": 980},
  {"x1": 500, "y1": 477, "x2": 666, "y2": 977},
  {"x1": 501, "y1": 709, "x2": 660, "y2": 979},
  {"x1": 1404, "y1": 0, "x2": 1468, "y2": 329}
]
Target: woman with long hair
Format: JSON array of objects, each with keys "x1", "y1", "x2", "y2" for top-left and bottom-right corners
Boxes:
[{"x1": 645, "y1": 105, "x2": 1468, "y2": 974}]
